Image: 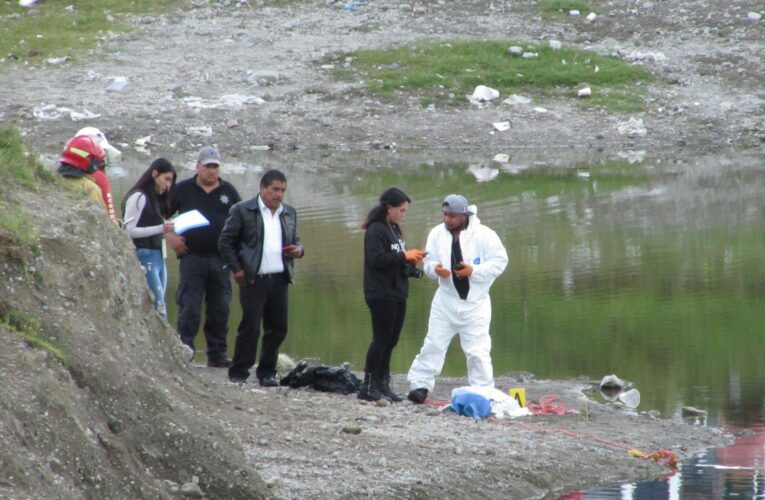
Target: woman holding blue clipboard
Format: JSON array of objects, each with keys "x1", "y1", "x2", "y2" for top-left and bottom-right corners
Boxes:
[{"x1": 122, "y1": 158, "x2": 177, "y2": 319}]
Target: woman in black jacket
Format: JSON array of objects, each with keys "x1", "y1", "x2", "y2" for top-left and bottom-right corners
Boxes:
[{"x1": 359, "y1": 188, "x2": 425, "y2": 401}]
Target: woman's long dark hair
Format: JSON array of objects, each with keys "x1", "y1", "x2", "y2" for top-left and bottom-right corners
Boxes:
[
  {"x1": 362, "y1": 187, "x2": 411, "y2": 233},
  {"x1": 121, "y1": 157, "x2": 177, "y2": 219}
]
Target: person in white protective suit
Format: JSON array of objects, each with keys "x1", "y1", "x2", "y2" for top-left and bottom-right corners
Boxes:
[{"x1": 407, "y1": 194, "x2": 508, "y2": 404}]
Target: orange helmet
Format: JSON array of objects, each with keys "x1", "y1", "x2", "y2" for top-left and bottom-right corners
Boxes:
[{"x1": 60, "y1": 135, "x2": 106, "y2": 173}]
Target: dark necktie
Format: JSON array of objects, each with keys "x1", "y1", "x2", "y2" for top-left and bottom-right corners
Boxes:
[{"x1": 451, "y1": 238, "x2": 470, "y2": 300}]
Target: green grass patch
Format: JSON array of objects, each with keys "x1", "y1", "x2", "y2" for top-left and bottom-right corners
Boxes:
[
  {"x1": 0, "y1": 126, "x2": 54, "y2": 189},
  {"x1": 539, "y1": 0, "x2": 594, "y2": 15},
  {"x1": 0, "y1": 304, "x2": 64, "y2": 361},
  {"x1": 0, "y1": 0, "x2": 185, "y2": 63},
  {"x1": 0, "y1": 205, "x2": 40, "y2": 254},
  {"x1": 330, "y1": 39, "x2": 653, "y2": 111}
]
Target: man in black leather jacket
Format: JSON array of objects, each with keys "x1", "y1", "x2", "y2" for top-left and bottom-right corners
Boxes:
[{"x1": 218, "y1": 169, "x2": 304, "y2": 386}]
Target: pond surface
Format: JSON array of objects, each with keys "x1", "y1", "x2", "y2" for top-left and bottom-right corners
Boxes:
[{"x1": 109, "y1": 147, "x2": 764, "y2": 498}]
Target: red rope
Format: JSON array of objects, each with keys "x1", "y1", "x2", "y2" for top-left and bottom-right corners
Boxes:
[{"x1": 427, "y1": 393, "x2": 678, "y2": 470}]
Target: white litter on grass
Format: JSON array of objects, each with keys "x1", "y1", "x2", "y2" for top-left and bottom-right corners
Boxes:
[
  {"x1": 492, "y1": 121, "x2": 510, "y2": 132},
  {"x1": 617, "y1": 150, "x2": 646, "y2": 163},
  {"x1": 503, "y1": 94, "x2": 532, "y2": 106},
  {"x1": 183, "y1": 94, "x2": 266, "y2": 109},
  {"x1": 549, "y1": 40, "x2": 562, "y2": 50},
  {"x1": 493, "y1": 153, "x2": 510, "y2": 163},
  {"x1": 522, "y1": 52, "x2": 538, "y2": 59},
  {"x1": 508, "y1": 46, "x2": 523, "y2": 56},
  {"x1": 33, "y1": 104, "x2": 101, "y2": 122},
  {"x1": 569, "y1": 9, "x2": 580, "y2": 16},
  {"x1": 577, "y1": 87, "x2": 592, "y2": 98},
  {"x1": 19, "y1": 0, "x2": 39, "y2": 6},
  {"x1": 624, "y1": 51, "x2": 667, "y2": 63},
  {"x1": 46, "y1": 56, "x2": 69, "y2": 65},
  {"x1": 617, "y1": 117, "x2": 647, "y2": 136},
  {"x1": 586, "y1": 12, "x2": 597, "y2": 22},
  {"x1": 468, "y1": 165, "x2": 500, "y2": 182},
  {"x1": 467, "y1": 85, "x2": 500, "y2": 106}
]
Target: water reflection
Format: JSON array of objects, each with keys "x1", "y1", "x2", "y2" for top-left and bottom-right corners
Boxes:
[{"x1": 106, "y1": 147, "x2": 765, "y2": 499}]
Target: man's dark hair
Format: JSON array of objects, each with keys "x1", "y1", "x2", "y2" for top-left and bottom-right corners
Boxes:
[{"x1": 260, "y1": 169, "x2": 287, "y2": 188}]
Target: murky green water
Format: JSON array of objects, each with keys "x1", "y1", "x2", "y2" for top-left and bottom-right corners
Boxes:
[{"x1": 111, "y1": 147, "x2": 765, "y2": 497}]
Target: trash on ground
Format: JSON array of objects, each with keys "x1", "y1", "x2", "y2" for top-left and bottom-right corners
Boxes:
[
  {"x1": 468, "y1": 164, "x2": 499, "y2": 182},
  {"x1": 106, "y1": 76, "x2": 129, "y2": 92},
  {"x1": 599, "y1": 374, "x2": 626, "y2": 391},
  {"x1": 492, "y1": 153, "x2": 510, "y2": 163},
  {"x1": 19, "y1": 0, "x2": 39, "y2": 7},
  {"x1": 522, "y1": 52, "x2": 538, "y2": 59},
  {"x1": 747, "y1": 12, "x2": 762, "y2": 21},
  {"x1": 508, "y1": 46, "x2": 523, "y2": 56},
  {"x1": 33, "y1": 104, "x2": 101, "y2": 122},
  {"x1": 450, "y1": 386, "x2": 531, "y2": 420},
  {"x1": 468, "y1": 85, "x2": 500, "y2": 106},
  {"x1": 280, "y1": 360, "x2": 360, "y2": 395},
  {"x1": 586, "y1": 12, "x2": 597, "y2": 22},
  {"x1": 533, "y1": 106, "x2": 548, "y2": 113},
  {"x1": 618, "y1": 388, "x2": 641, "y2": 408},
  {"x1": 183, "y1": 94, "x2": 266, "y2": 109},
  {"x1": 503, "y1": 94, "x2": 531, "y2": 106},
  {"x1": 617, "y1": 150, "x2": 646, "y2": 163},
  {"x1": 570, "y1": 9, "x2": 580, "y2": 16},
  {"x1": 624, "y1": 51, "x2": 667, "y2": 63},
  {"x1": 549, "y1": 40, "x2": 562, "y2": 50},
  {"x1": 134, "y1": 136, "x2": 152, "y2": 154},
  {"x1": 617, "y1": 117, "x2": 647, "y2": 136},
  {"x1": 577, "y1": 86, "x2": 592, "y2": 98},
  {"x1": 492, "y1": 121, "x2": 510, "y2": 132},
  {"x1": 186, "y1": 126, "x2": 213, "y2": 138},
  {"x1": 46, "y1": 56, "x2": 69, "y2": 65}
]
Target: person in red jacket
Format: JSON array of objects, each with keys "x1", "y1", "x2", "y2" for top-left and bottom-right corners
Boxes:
[{"x1": 76, "y1": 127, "x2": 122, "y2": 223}]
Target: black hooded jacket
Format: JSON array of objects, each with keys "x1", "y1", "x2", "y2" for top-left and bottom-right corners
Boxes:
[{"x1": 363, "y1": 220, "x2": 409, "y2": 301}]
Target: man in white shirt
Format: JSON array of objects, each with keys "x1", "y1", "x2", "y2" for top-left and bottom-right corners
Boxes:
[{"x1": 218, "y1": 169, "x2": 304, "y2": 386}]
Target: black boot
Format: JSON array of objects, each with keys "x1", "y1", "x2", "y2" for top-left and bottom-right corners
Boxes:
[
  {"x1": 358, "y1": 373, "x2": 383, "y2": 401},
  {"x1": 380, "y1": 373, "x2": 403, "y2": 403}
]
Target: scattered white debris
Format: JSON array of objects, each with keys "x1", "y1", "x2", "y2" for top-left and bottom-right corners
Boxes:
[
  {"x1": 569, "y1": 9, "x2": 580, "y2": 16},
  {"x1": 549, "y1": 40, "x2": 562, "y2": 50},
  {"x1": 503, "y1": 94, "x2": 532, "y2": 106},
  {"x1": 522, "y1": 52, "x2": 538, "y2": 59},
  {"x1": 106, "y1": 76, "x2": 129, "y2": 92},
  {"x1": 183, "y1": 94, "x2": 266, "y2": 109},
  {"x1": 46, "y1": 56, "x2": 69, "y2": 65},
  {"x1": 594, "y1": 65, "x2": 600, "y2": 73},
  {"x1": 576, "y1": 170, "x2": 590, "y2": 179},
  {"x1": 134, "y1": 136, "x2": 152, "y2": 147},
  {"x1": 747, "y1": 11, "x2": 762, "y2": 21},
  {"x1": 65, "y1": 4, "x2": 75, "y2": 13},
  {"x1": 617, "y1": 150, "x2": 646, "y2": 163},
  {"x1": 617, "y1": 117, "x2": 647, "y2": 137},
  {"x1": 468, "y1": 85, "x2": 500, "y2": 106},
  {"x1": 492, "y1": 121, "x2": 510, "y2": 132},
  {"x1": 586, "y1": 12, "x2": 597, "y2": 22},
  {"x1": 492, "y1": 153, "x2": 510, "y2": 163},
  {"x1": 533, "y1": 106, "x2": 548, "y2": 113},
  {"x1": 468, "y1": 164, "x2": 499, "y2": 182},
  {"x1": 32, "y1": 104, "x2": 100, "y2": 122},
  {"x1": 19, "y1": 0, "x2": 39, "y2": 7},
  {"x1": 577, "y1": 87, "x2": 592, "y2": 98},
  {"x1": 508, "y1": 46, "x2": 523, "y2": 56},
  {"x1": 186, "y1": 126, "x2": 213, "y2": 138},
  {"x1": 624, "y1": 51, "x2": 667, "y2": 63},
  {"x1": 320, "y1": 64, "x2": 335, "y2": 70}
]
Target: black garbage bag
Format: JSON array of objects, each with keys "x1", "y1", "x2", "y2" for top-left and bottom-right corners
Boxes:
[{"x1": 280, "y1": 360, "x2": 361, "y2": 395}]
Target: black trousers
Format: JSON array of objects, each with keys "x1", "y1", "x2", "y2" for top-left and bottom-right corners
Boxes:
[
  {"x1": 176, "y1": 254, "x2": 231, "y2": 360},
  {"x1": 228, "y1": 273, "x2": 289, "y2": 381},
  {"x1": 364, "y1": 299, "x2": 407, "y2": 380}
]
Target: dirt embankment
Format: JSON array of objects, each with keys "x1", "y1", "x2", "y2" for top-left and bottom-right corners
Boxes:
[{"x1": 1, "y1": 0, "x2": 763, "y2": 158}]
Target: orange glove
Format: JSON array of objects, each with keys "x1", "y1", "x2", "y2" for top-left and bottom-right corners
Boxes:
[
  {"x1": 404, "y1": 249, "x2": 426, "y2": 264},
  {"x1": 453, "y1": 261, "x2": 473, "y2": 278},
  {"x1": 434, "y1": 263, "x2": 451, "y2": 278}
]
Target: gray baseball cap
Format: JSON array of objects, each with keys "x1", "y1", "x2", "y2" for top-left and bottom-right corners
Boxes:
[
  {"x1": 197, "y1": 146, "x2": 221, "y2": 166},
  {"x1": 442, "y1": 194, "x2": 473, "y2": 215}
]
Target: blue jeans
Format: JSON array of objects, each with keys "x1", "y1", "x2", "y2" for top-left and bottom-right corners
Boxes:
[{"x1": 136, "y1": 248, "x2": 168, "y2": 319}]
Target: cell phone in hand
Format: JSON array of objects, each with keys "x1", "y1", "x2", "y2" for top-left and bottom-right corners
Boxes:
[
  {"x1": 453, "y1": 263, "x2": 465, "y2": 271},
  {"x1": 283, "y1": 245, "x2": 298, "y2": 255}
]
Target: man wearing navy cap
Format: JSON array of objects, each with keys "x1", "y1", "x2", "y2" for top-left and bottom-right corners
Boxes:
[
  {"x1": 166, "y1": 146, "x2": 241, "y2": 367},
  {"x1": 406, "y1": 194, "x2": 508, "y2": 404}
]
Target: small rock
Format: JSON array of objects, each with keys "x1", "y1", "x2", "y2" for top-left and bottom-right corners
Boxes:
[
  {"x1": 179, "y1": 482, "x2": 204, "y2": 498},
  {"x1": 681, "y1": 406, "x2": 707, "y2": 417},
  {"x1": 342, "y1": 426, "x2": 362, "y2": 435},
  {"x1": 586, "y1": 12, "x2": 597, "y2": 22}
]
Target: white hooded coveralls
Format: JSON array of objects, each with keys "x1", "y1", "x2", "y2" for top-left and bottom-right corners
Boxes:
[{"x1": 407, "y1": 206, "x2": 508, "y2": 392}]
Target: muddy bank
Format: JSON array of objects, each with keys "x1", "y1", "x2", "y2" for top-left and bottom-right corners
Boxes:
[{"x1": 0, "y1": 0, "x2": 763, "y2": 159}]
